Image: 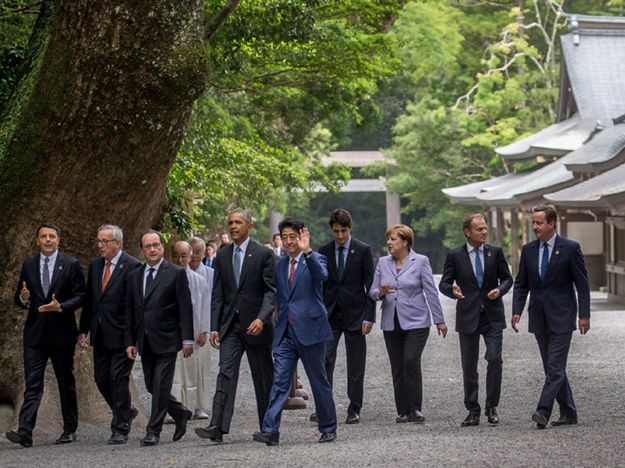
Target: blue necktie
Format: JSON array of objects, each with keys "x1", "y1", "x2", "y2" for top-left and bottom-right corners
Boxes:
[
  {"x1": 337, "y1": 246, "x2": 345, "y2": 279},
  {"x1": 474, "y1": 249, "x2": 483, "y2": 288},
  {"x1": 540, "y1": 243, "x2": 549, "y2": 281},
  {"x1": 145, "y1": 267, "x2": 155, "y2": 296},
  {"x1": 233, "y1": 247, "x2": 242, "y2": 287}
]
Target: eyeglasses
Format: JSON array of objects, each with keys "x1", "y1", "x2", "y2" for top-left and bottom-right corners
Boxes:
[
  {"x1": 143, "y1": 243, "x2": 162, "y2": 250},
  {"x1": 96, "y1": 239, "x2": 117, "y2": 245}
]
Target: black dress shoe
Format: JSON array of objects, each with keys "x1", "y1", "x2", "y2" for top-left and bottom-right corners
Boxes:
[
  {"x1": 55, "y1": 431, "x2": 76, "y2": 444},
  {"x1": 396, "y1": 414, "x2": 410, "y2": 423},
  {"x1": 173, "y1": 409, "x2": 192, "y2": 441},
  {"x1": 6, "y1": 430, "x2": 32, "y2": 448},
  {"x1": 310, "y1": 412, "x2": 318, "y2": 422},
  {"x1": 140, "y1": 433, "x2": 160, "y2": 446},
  {"x1": 532, "y1": 411, "x2": 548, "y2": 429},
  {"x1": 107, "y1": 433, "x2": 128, "y2": 445},
  {"x1": 551, "y1": 416, "x2": 578, "y2": 427},
  {"x1": 319, "y1": 432, "x2": 336, "y2": 443},
  {"x1": 461, "y1": 413, "x2": 480, "y2": 427},
  {"x1": 253, "y1": 431, "x2": 279, "y2": 446},
  {"x1": 195, "y1": 425, "x2": 223, "y2": 443},
  {"x1": 345, "y1": 412, "x2": 360, "y2": 424},
  {"x1": 411, "y1": 410, "x2": 425, "y2": 424},
  {"x1": 485, "y1": 407, "x2": 499, "y2": 425}
]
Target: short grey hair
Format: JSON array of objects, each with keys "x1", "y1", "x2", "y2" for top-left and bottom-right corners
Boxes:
[
  {"x1": 98, "y1": 224, "x2": 123, "y2": 243},
  {"x1": 229, "y1": 208, "x2": 253, "y2": 224},
  {"x1": 188, "y1": 236, "x2": 206, "y2": 249}
]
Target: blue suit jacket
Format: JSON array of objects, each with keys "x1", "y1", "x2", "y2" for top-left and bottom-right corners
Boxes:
[
  {"x1": 274, "y1": 251, "x2": 332, "y2": 347},
  {"x1": 512, "y1": 235, "x2": 590, "y2": 334}
]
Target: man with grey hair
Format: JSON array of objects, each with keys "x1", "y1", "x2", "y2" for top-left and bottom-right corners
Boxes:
[
  {"x1": 171, "y1": 241, "x2": 212, "y2": 420},
  {"x1": 78, "y1": 224, "x2": 141, "y2": 444}
]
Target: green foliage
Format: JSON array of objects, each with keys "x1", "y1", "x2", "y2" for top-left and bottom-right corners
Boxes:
[
  {"x1": 0, "y1": 1, "x2": 38, "y2": 112},
  {"x1": 165, "y1": 0, "x2": 401, "y2": 236}
]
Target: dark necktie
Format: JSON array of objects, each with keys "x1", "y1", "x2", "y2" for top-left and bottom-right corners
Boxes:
[
  {"x1": 541, "y1": 243, "x2": 549, "y2": 281},
  {"x1": 101, "y1": 261, "x2": 111, "y2": 291},
  {"x1": 288, "y1": 258, "x2": 297, "y2": 290},
  {"x1": 337, "y1": 246, "x2": 345, "y2": 279},
  {"x1": 145, "y1": 267, "x2": 155, "y2": 296},
  {"x1": 474, "y1": 249, "x2": 483, "y2": 288},
  {"x1": 233, "y1": 247, "x2": 242, "y2": 287},
  {"x1": 42, "y1": 257, "x2": 50, "y2": 297}
]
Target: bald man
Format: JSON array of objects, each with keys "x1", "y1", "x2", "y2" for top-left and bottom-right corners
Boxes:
[{"x1": 171, "y1": 241, "x2": 212, "y2": 419}]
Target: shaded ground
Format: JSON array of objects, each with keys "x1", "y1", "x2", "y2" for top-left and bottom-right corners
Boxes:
[{"x1": 2, "y1": 289, "x2": 625, "y2": 467}]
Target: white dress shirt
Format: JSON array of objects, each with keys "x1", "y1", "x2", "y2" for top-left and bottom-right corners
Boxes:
[
  {"x1": 538, "y1": 233, "x2": 556, "y2": 277},
  {"x1": 466, "y1": 243, "x2": 484, "y2": 278}
]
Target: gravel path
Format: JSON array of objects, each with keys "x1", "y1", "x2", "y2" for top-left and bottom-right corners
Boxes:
[{"x1": 2, "y1": 289, "x2": 625, "y2": 467}]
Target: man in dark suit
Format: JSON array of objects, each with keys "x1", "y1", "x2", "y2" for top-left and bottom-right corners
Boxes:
[
  {"x1": 512, "y1": 204, "x2": 590, "y2": 429},
  {"x1": 6, "y1": 222, "x2": 85, "y2": 448},
  {"x1": 125, "y1": 230, "x2": 194, "y2": 446},
  {"x1": 78, "y1": 224, "x2": 141, "y2": 444},
  {"x1": 195, "y1": 209, "x2": 275, "y2": 443},
  {"x1": 253, "y1": 218, "x2": 337, "y2": 446},
  {"x1": 439, "y1": 214, "x2": 513, "y2": 427},
  {"x1": 313, "y1": 209, "x2": 374, "y2": 425}
]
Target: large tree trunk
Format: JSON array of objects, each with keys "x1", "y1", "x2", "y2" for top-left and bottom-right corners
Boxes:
[{"x1": 0, "y1": 0, "x2": 207, "y2": 431}]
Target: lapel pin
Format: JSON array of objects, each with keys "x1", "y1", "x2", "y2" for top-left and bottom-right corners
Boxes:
[
  {"x1": 248, "y1": 254, "x2": 252, "y2": 257},
  {"x1": 555, "y1": 250, "x2": 559, "y2": 255},
  {"x1": 59, "y1": 266, "x2": 63, "y2": 270},
  {"x1": 350, "y1": 249, "x2": 355, "y2": 254},
  {"x1": 120, "y1": 264, "x2": 124, "y2": 269},
  {"x1": 487, "y1": 252, "x2": 491, "y2": 257}
]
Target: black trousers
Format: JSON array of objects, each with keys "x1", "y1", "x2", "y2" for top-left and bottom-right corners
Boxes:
[
  {"x1": 19, "y1": 344, "x2": 78, "y2": 436},
  {"x1": 93, "y1": 331, "x2": 135, "y2": 435},
  {"x1": 141, "y1": 336, "x2": 186, "y2": 435},
  {"x1": 535, "y1": 331, "x2": 576, "y2": 420},
  {"x1": 383, "y1": 314, "x2": 429, "y2": 415},
  {"x1": 458, "y1": 313, "x2": 503, "y2": 414},
  {"x1": 324, "y1": 316, "x2": 366, "y2": 414},
  {"x1": 210, "y1": 320, "x2": 274, "y2": 433}
]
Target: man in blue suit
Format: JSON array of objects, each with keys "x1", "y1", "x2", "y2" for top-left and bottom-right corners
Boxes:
[
  {"x1": 512, "y1": 204, "x2": 590, "y2": 429},
  {"x1": 253, "y1": 218, "x2": 337, "y2": 446}
]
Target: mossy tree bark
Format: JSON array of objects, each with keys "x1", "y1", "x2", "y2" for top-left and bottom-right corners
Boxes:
[{"x1": 0, "y1": 0, "x2": 221, "y2": 431}]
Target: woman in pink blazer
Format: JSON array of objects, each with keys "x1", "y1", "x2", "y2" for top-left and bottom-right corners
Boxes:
[{"x1": 369, "y1": 224, "x2": 447, "y2": 424}]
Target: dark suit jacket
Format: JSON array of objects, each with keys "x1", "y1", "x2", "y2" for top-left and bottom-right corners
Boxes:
[
  {"x1": 79, "y1": 251, "x2": 141, "y2": 349},
  {"x1": 14, "y1": 251, "x2": 85, "y2": 348},
  {"x1": 274, "y1": 251, "x2": 332, "y2": 347},
  {"x1": 439, "y1": 243, "x2": 513, "y2": 334},
  {"x1": 125, "y1": 260, "x2": 193, "y2": 354},
  {"x1": 319, "y1": 238, "x2": 375, "y2": 330},
  {"x1": 210, "y1": 239, "x2": 276, "y2": 345},
  {"x1": 512, "y1": 235, "x2": 591, "y2": 334}
]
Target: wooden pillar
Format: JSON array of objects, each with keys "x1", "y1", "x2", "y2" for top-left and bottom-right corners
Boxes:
[
  {"x1": 510, "y1": 207, "x2": 519, "y2": 275},
  {"x1": 386, "y1": 192, "x2": 401, "y2": 228},
  {"x1": 496, "y1": 208, "x2": 505, "y2": 247}
]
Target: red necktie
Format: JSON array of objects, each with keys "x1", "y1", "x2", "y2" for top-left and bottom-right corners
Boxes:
[
  {"x1": 101, "y1": 261, "x2": 111, "y2": 291},
  {"x1": 288, "y1": 258, "x2": 297, "y2": 289}
]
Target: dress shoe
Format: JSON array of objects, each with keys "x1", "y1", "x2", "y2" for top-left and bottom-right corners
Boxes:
[
  {"x1": 461, "y1": 413, "x2": 480, "y2": 427},
  {"x1": 551, "y1": 416, "x2": 578, "y2": 427},
  {"x1": 55, "y1": 431, "x2": 77, "y2": 444},
  {"x1": 140, "y1": 433, "x2": 160, "y2": 446},
  {"x1": 310, "y1": 412, "x2": 318, "y2": 423},
  {"x1": 253, "y1": 431, "x2": 279, "y2": 446},
  {"x1": 173, "y1": 408, "x2": 192, "y2": 441},
  {"x1": 532, "y1": 411, "x2": 548, "y2": 429},
  {"x1": 195, "y1": 425, "x2": 223, "y2": 443},
  {"x1": 485, "y1": 407, "x2": 499, "y2": 426},
  {"x1": 107, "y1": 433, "x2": 128, "y2": 445},
  {"x1": 411, "y1": 410, "x2": 425, "y2": 424},
  {"x1": 319, "y1": 432, "x2": 336, "y2": 443},
  {"x1": 396, "y1": 414, "x2": 410, "y2": 423},
  {"x1": 6, "y1": 430, "x2": 32, "y2": 448},
  {"x1": 345, "y1": 412, "x2": 360, "y2": 424},
  {"x1": 193, "y1": 409, "x2": 209, "y2": 420}
]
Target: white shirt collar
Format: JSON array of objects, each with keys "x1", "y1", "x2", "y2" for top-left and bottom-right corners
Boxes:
[
  {"x1": 107, "y1": 249, "x2": 123, "y2": 266},
  {"x1": 542, "y1": 233, "x2": 556, "y2": 248},
  {"x1": 233, "y1": 237, "x2": 250, "y2": 255},
  {"x1": 466, "y1": 242, "x2": 484, "y2": 254},
  {"x1": 145, "y1": 258, "x2": 164, "y2": 274},
  {"x1": 40, "y1": 250, "x2": 58, "y2": 264},
  {"x1": 335, "y1": 236, "x2": 351, "y2": 252}
]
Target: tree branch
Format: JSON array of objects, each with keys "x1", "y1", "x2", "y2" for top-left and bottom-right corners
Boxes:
[{"x1": 205, "y1": 0, "x2": 242, "y2": 41}]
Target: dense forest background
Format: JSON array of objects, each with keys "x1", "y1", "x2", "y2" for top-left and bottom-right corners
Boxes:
[{"x1": 2, "y1": 0, "x2": 624, "y2": 272}]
